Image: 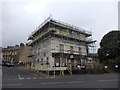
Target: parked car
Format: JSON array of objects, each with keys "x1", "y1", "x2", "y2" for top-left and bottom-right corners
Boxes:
[
  {"x1": 0, "y1": 61, "x2": 6, "y2": 66},
  {"x1": 0, "y1": 61, "x2": 3, "y2": 66},
  {"x1": 6, "y1": 62, "x2": 14, "y2": 67},
  {"x1": 76, "y1": 64, "x2": 86, "y2": 70}
]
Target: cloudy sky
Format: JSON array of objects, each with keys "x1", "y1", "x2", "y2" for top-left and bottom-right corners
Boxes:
[{"x1": 1, "y1": 0, "x2": 118, "y2": 52}]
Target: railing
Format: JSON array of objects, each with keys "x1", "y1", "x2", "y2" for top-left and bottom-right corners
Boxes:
[
  {"x1": 51, "y1": 49, "x2": 80, "y2": 55},
  {"x1": 28, "y1": 17, "x2": 92, "y2": 39},
  {"x1": 33, "y1": 28, "x2": 53, "y2": 41},
  {"x1": 31, "y1": 28, "x2": 56, "y2": 43},
  {"x1": 52, "y1": 18, "x2": 92, "y2": 35},
  {"x1": 28, "y1": 17, "x2": 52, "y2": 38},
  {"x1": 27, "y1": 41, "x2": 33, "y2": 45},
  {"x1": 55, "y1": 32, "x2": 93, "y2": 43}
]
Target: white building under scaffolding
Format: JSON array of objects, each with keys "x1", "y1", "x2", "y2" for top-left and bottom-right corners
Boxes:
[{"x1": 27, "y1": 17, "x2": 96, "y2": 73}]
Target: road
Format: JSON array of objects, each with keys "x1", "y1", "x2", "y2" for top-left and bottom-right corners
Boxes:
[{"x1": 2, "y1": 66, "x2": 119, "y2": 88}]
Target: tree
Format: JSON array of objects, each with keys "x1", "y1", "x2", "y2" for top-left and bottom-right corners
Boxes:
[
  {"x1": 20, "y1": 43, "x2": 25, "y2": 47},
  {"x1": 98, "y1": 31, "x2": 120, "y2": 68}
]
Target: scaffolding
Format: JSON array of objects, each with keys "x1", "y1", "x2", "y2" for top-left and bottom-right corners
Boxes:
[{"x1": 27, "y1": 17, "x2": 96, "y2": 77}]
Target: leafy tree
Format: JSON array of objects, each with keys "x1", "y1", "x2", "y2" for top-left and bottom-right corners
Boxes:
[
  {"x1": 20, "y1": 43, "x2": 25, "y2": 46},
  {"x1": 98, "y1": 31, "x2": 120, "y2": 69}
]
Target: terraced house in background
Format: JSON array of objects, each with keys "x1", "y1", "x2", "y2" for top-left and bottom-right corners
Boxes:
[
  {"x1": 2, "y1": 43, "x2": 31, "y2": 64},
  {"x1": 27, "y1": 17, "x2": 96, "y2": 74},
  {"x1": 2, "y1": 45, "x2": 19, "y2": 63}
]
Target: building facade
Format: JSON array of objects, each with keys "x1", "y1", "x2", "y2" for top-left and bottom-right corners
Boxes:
[
  {"x1": 28, "y1": 17, "x2": 95, "y2": 71},
  {"x1": 2, "y1": 43, "x2": 31, "y2": 63},
  {"x1": 2, "y1": 45, "x2": 19, "y2": 63},
  {"x1": 17, "y1": 43, "x2": 32, "y2": 63}
]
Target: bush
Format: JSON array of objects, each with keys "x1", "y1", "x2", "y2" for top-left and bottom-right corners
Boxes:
[{"x1": 86, "y1": 62, "x2": 110, "y2": 74}]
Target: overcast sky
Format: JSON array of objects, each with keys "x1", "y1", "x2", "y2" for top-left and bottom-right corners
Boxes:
[{"x1": 1, "y1": 0, "x2": 118, "y2": 53}]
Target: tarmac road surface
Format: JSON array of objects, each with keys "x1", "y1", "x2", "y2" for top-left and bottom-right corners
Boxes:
[{"x1": 2, "y1": 66, "x2": 119, "y2": 88}]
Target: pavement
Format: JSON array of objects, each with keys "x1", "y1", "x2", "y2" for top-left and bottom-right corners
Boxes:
[{"x1": 2, "y1": 66, "x2": 119, "y2": 88}]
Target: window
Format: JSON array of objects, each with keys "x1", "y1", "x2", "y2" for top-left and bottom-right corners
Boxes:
[
  {"x1": 70, "y1": 46, "x2": 73, "y2": 54},
  {"x1": 72, "y1": 32, "x2": 77, "y2": 38},
  {"x1": 37, "y1": 59, "x2": 39, "y2": 62},
  {"x1": 59, "y1": 44, "x2": 64, "y2": 52},
  {"x1": 78, "y1": 47, "x2": 81, "y2": 54},
  {"x1": 69, "y1": 31, "x2": 72, "y2": 36},
  {"x1": 46, "y1": 57, "x2": 49, "y2": 65},
  {"x1": 41, "y1": 58, "x2": 43, "y2": 65},
  {"x1": 54, "y1": 58, "x2": 60, "y2": 67},
  {"x1": 38, "y1": 52, "x2": 40, "y2": 56},
  {"x1": 47, "y1": 57, "x2": 49, "y2": 61},
  {"x1": 44, "y1": 52, "x2": 46, "y2": 57}
]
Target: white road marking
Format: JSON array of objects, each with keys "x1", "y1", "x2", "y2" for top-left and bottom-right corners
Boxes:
[
  {"x1": 19, "y1": 78, "x2": 24, "y2": 80},
  {"x1": 18, "y1": 74, "x2": 21, "y2": 79},
  {"x1": 33, "y1": 77, "x2": 37, "y2": 79},
  {"x1": 18, "y1": 74, "x2": 24, "y2": 80},
  {"x1": 98, "y1": 79, "x2": 118, "y2": 82},
  {"x1": 27, "y1": 77, "x2": 31, "y2": 79},
  {"x1": 41, "y1": 81, "x2": 83, "y2": 85}
]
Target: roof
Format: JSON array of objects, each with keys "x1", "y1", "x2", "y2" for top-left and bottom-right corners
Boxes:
[{"x1": 28, "y1": 17, "x2": 92, "y2": 39}]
